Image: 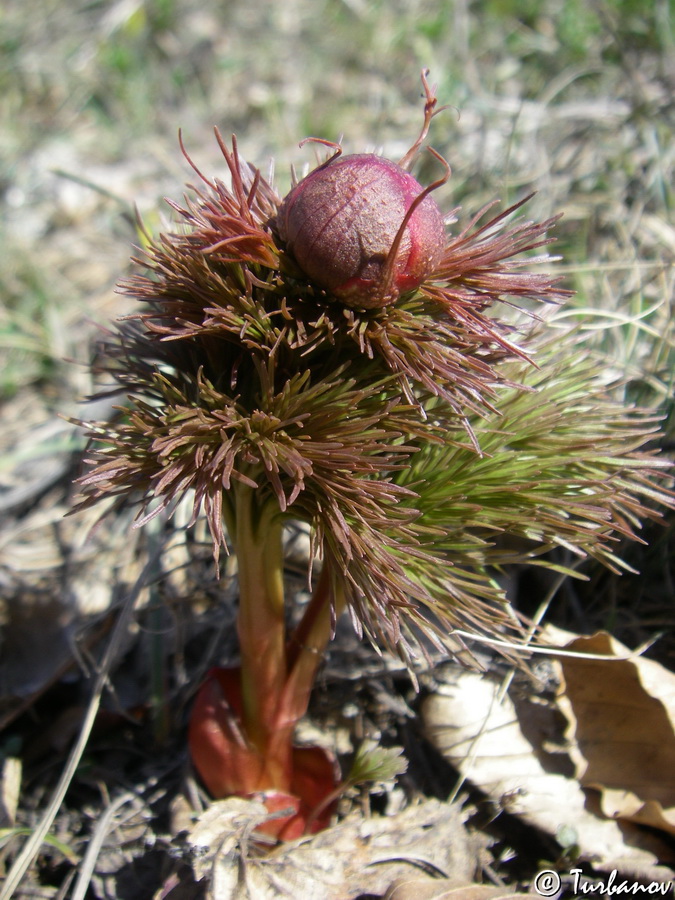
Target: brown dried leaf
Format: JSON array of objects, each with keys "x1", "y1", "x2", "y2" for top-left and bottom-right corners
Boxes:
[
  {"x1": 545, "y1": 627, "x2": 675, "y2": 835},
  {"x1": 422, "y1": 669, "x2": 674, "y2": 874}
]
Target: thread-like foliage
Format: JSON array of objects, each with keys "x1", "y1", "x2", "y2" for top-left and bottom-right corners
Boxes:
[{"x1": 76, "y1": 125, "x2": 672, "y2": 664}]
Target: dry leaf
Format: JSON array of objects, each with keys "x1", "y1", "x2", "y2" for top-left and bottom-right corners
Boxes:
[
  {"x1": 185, "y1": 797, "x2": 478, "y2": 899},
  {"x1": 544, "y1": 627, "x2": 675, "y2": 835},
  {"x1": 185, "y1": 797, "x2": 284, "y2": 898},
  {"x1": 384, "y1": 878, "x2": 539, "y2": 900},
  {"x1": 422, "y1": 669, "x2": 674, "y2": 875}
]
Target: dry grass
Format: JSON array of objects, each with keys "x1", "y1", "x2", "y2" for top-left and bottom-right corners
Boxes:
[{"x1": 0, "y1": 0, "x2": 673, "y2": 896}]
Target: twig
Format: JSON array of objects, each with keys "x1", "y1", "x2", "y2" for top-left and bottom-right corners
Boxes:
[{"x1": 69, "y1": 791, "x2": 138, "y2": 900}]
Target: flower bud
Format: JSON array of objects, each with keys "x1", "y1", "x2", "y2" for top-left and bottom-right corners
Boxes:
[{"x1": 277, "y1": 153, "x2": 445, "y2": 308}]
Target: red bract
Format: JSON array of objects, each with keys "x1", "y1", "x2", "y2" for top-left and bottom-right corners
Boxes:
[
  {"x1": 189, "y1": 667, "x2": 338, "y2": 840},
  {"x1": 277, "y1": 152, "x2": 446, "y2": 309}
]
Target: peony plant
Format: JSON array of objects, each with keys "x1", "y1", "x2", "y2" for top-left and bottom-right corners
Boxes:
[{"x1": 76, "y1": 71, "x2": 673, "y2": 840}]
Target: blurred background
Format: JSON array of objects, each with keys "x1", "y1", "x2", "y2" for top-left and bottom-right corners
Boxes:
[{"x1": 1, "y1": 0, "x2": 673, "y2": 409}]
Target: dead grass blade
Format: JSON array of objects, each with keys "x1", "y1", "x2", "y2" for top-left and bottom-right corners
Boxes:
[{"x1": 0, "y1": 547, "x2": 160, "y2": 900}]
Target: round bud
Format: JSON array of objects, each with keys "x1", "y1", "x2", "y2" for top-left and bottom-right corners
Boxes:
[{"x1": 277, "y1": 153, "x2": 445, "y2": 308}]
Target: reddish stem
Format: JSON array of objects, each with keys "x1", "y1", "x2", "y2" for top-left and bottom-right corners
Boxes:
[
  {"x1": 232, "y1": 485, "x2": 292, "y2": 788},
  {"x1": 282, "y1": 561, "x2": 346, "y2": 727}
]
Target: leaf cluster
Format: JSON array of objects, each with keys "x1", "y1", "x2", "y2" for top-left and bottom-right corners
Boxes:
[{"x1": 76, "y1": 133, "x2": 674, "y2": 662}]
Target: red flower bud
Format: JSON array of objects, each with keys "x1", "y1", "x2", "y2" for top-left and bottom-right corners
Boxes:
[{"x1": 277, "y1": 152, "x2": 445, "y2": 308}]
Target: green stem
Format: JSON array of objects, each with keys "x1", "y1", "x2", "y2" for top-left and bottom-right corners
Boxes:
[
  {"x1": 229, "y1": 488, "x2": 346, "y2": 794},
  {"x1": 232, "y1": 484, "x2": 290, "y2": 786}
]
